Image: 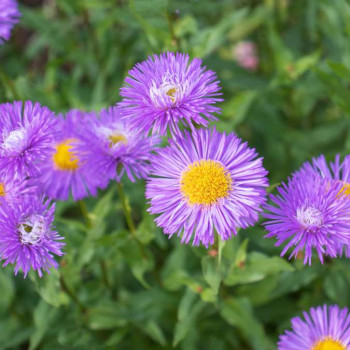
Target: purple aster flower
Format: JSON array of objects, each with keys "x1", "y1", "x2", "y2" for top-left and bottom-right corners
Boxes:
[
  {"x1": 74, "y1": 106, "x2": 159, "y2": 184},
  {"x1": 278, "y1": 304, "x2": 350, "y2": 350},
  {"x1": 119, "y1": 52, "x2": 222, "y2": 136},
  {"x1": 0, "y1": 196, "x2": 64, "y2": 277},
  {"x1": 305, "y1": 154, "x2": 350, "y2": 257},
  {"x1": 39, "y1": 109, "x2": 104, "y2": 201},
  {"x1": 0, "y1": 101, "x2": 56, "y2": 179},
  {"x1": 146, "y1": 128, "x2": 268, "y2": 247},
  {"x1": 263, "y1": 170, "x2": 350, "y2": 265},
  {"x1": 0, "y1": 0, "x2": 20, "y2": 44}
]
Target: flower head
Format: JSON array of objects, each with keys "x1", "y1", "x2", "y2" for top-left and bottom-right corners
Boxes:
[
  {"x1": 278, "y1": 304, "x2": 350, "y2": 350},
  {"x1": 305, "y1": 154, "x2": 350, "y2": 257},
  {"x1": 119, "y1": 52, "x2": 222, "y2": 136},
  {"x1": 75, "y1": 106, "x2": 159, "y2": 184},
  {"x1": 0, "y1": 0, "x2": 20, "y2": 44},
  {"x1": 0, "y1": 101, "x2": 56, "y2": 179},
  {"x1": 0, "y1": 196, "x2": 64, "y2": 277},
  {"x1": 234, "y1": 41, "x2": 258, "y2": 71},
  {"x1": 263, "y1": 169, "x2": 350, "y2": 265},
  {"x1": 39, "y1": 109, "x2": 104, "y2": 201},
  {"x1": 146, "y1": 128, "x2": 268, "y2": 247}
]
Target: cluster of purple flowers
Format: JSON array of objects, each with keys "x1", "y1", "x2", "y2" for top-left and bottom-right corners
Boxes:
[
  {"x1": 119, "y1": 52, "x2": 268, "y2": 247},
  {"x1": 0, "y1": 50, "x2": 271, "y2": 276},
  {"x1": 118, "y1": 54, "x2": 350, "y2": 349},
  {"x1": 0, "y1": 101, "x2": 158, "y2": 277},
  {"x1": 3, "y1": 5, "x2": 350, "y2": 348},
  {"x1": 2, "y1": 47, "x2": 350, "y2": 280}
]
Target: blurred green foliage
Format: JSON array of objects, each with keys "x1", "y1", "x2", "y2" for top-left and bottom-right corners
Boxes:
[{"x1": 2, "y1": 0, "x2": 350, "y2": 349}]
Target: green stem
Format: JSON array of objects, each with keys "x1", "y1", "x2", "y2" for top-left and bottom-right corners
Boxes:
[
  {"x1": 0, "y1": 66, "x2": 20, "y2": 100},
  {"x1": 117, "y1": 182, "x2": 136, "y2": 235},
  {"x1": 59, "y1": 276, "x2": 86, "y2": 313},
  {"x1": 166, "y1": 11, "x2": 178, "y2": 47},
  {"x1": 78, "y1": 200, "x2": 92, "y2": 228},
  {"x1": 117, "y1": 182, "x2": 148, "y2": 260},
  {"x1": 100, "y1": 259, "x2": 115, "y2": 298}
]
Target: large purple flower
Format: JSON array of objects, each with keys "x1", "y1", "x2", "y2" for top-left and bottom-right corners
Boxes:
[
  {"x1": 39, "y1": 109, "x2": 104, "y2": 201},
  {"x1": 146, "y1": 128, "x2": 268, "y2": 247},
  {"x1": 0, "y1": 0, "x2": 20, "y2": 44},
  {"x1": 75, "y1": 106, "x2": 159, "y2": 184},
  {"x1": 0, "y1": 196, "x2": 64, "y2": 277},
  {"x1": 119, "y1": 52, "x2": 222, "y2": 136},
  {"x1": 263, "y1": 169, "x2": 350, "y2": 265},
  {"x1": 0, "y1": 101, "x2": 56, "y2": 179},
  {"x1": 278, "y1": 304, "x2": 350, "y2": 350}
]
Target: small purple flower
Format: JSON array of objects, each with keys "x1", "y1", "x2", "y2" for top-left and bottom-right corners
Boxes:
[
  {"x1": 75, "y1": 106, "x2": 159, "y2": 184},
  {"x1": 146, "y1": 128, "x2": 268, "y2": 247},
  {"x1": 0, "y1": 0, "x2": 20, "y2": 44},
  {"x1": 119, "y1": 52, "x2": 222, "y2": 136},
  {"x1": 39, "y1": 109, "x2": 104, "y2": 201},
  {"x1": 0, "y1": 101, "x2": 56, "y2": 179},
  {"x1": 0, "y1": 196, "x2": 64, "y2": 277},
  {"x1": 263, "y1": 169, "x2": 350, "y2": 265},
  {"x1": 278, "y1": 304, "x2": 350, "y2": 350}
]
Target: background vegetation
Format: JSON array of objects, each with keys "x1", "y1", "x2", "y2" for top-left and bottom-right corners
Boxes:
[{"x1": 1, "y1": 0, "x2": 350, "y2": 349}]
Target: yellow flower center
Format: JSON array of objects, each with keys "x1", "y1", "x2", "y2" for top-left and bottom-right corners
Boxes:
[
  {"x1": 166, "y1": 87, "x2": 177, "y2": 102},
  {"x1": 0, "y1": 183, "x2": 5, "y2": 197},
  {"x1": 180, "y1": 160, "x2": 232, "y2": 206},
  {"x1": 312, "y1": 338, "x2": 345, "y2": 350},
  {"x1": 108, "y1": 134, "x2": 127, "y2": 147},
  {"x1": 53, "y1": 139, "x2": 79, "y2": 171},
  {"x1": 339, "y1": 182, "x2": 350, "y2": 197}
]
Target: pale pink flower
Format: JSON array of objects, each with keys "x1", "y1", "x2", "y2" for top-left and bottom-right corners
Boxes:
[{"x1": 234, "y1": 41, "x2": 258, "y2": 71}]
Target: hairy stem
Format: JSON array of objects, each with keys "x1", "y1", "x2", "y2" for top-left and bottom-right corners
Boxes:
[{"x1": 117, "y1": 182, "x2": 136, "y2": 235}]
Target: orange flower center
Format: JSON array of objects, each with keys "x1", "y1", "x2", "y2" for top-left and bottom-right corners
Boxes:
[
  {"x1": 312, "y1": 337, "x2": 345, "y2": 350},
  {"x1": 53, "y1": 139, "x2": 79, "y2": 171},
  {"x1": 180, "y1": 160, "x2": 232, "y2": 205}
]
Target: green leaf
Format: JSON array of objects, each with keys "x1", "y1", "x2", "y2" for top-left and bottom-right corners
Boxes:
[
  {"x1": 88, "y1": 301, "x2": 129, "y2": 330},
  {"x1": 173, "y1": 297, "x2": 205, "y2": 347},
  {"x1": 201, "y1": 256, "x2": 222, "y2": 295},
  {"x1": 225, "y1": 252, "x2": 294, "y2": 286},
  {"x1": 327, "y1": 60, "x2": 350, "y2": 80},
  {"x1": 324, "y1": 269, "x2": 349, "y2": 305},
  {"x1": 136, "y1": 212, "x2": 157, "y2": 244},
  {"x1": 178, "y1": 288, "x2": 198, "y2": 322},
  {"x1": 119, "y1": 239, "x2": 153, "y2": 288},
  {"x1": 140, "y1": 320, "x2": 167, "y2": 346},
  {"x1": 220, "y1": 298, "x2": 273, "y2": 350},
  {"x1": 30, "y1": 269, "x2": 69, "y2": 308},
  {"x1": 0, "y1": 271, "x2": 14, "y2": 313},
  {"x1": 29, "y1": 301, "x2": 58, "y2": 350},
  {"x1": 235, "y1": 238, "x2": 249, "y2": 267},
  {"x1": 222, "y1": 90, "x2": 258, "y2": 126}
]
